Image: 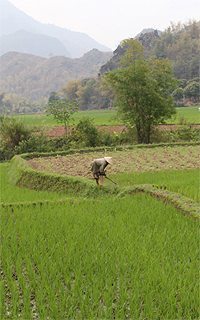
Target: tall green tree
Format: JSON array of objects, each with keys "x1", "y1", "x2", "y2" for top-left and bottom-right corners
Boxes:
[
  {"x1": 104, "y1": 40, "x2": 176, "y2": 143},
  {"x1": 47, "y1": 96, "x2": 78, "y2": 135}
]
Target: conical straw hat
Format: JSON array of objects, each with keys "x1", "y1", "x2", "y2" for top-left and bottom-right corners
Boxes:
[{"x1": 104, "y1": 157, "x2": 112, "y2": 164}]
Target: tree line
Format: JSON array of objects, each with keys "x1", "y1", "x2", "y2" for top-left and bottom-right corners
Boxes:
[{"x1": 47, "y1": 39, "x2": 177, "y2": 144}]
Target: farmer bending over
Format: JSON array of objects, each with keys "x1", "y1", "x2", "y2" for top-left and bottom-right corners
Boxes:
[{"x1": 91, "y1": 157, "x2": 112, "y2": 185}]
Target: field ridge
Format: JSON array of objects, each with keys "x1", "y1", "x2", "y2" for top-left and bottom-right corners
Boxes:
[
  {"x1": 6, "y1": 155, "x2": 200, "y2": 218},
  {"x1": 1, "y1": 185, "x2": 199, "y2": 218}
]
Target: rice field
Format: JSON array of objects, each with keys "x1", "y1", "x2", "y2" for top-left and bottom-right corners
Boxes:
[
  {"x1": 0, "y1": 163, "x2": 66, "y2": 203},
  {"x1": 111, "y1": 169, "x2": 199, "y2": 202},
  {"x1": 13, "y1": 109, "x2": 120, "y2": 127},
  {"x1": 28, "y1": 145, "x2": 200, "y2": 199},
  {"x1": 1, "y1": 142, "x2": 199, "y2": 319},
  {"x1": 1, "y1": 195, "x2": 199, "y2": 319},
  {"x1": 13, "y1": 106, "x2": 200, "y2": 127}
]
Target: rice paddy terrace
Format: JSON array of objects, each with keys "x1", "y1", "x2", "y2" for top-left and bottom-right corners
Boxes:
[{"x1": 1, "y1": 142, "x2": 199, "y2": 319}]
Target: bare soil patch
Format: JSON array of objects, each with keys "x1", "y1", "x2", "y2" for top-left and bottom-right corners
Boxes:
[
  {"x1": 29, "y1": 145, "x2": 200, "y2": 179},
  {"x1": 45, "y1": 124, "x2": 200, "y2": 138}
]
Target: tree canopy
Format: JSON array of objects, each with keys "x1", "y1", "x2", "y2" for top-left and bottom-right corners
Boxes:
[
  {"x1": 104, "y1": 40, "x2": 177, "y2": 143},
  {"x1": 47, "y1": 94, "x2": 78, "y2": 135}
]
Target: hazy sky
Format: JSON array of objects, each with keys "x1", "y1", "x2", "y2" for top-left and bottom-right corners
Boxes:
[{"x1": 9, "y1": 0, "x2": 200, "y2": 49}]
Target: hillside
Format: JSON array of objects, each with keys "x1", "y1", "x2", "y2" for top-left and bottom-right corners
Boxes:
[
  {"x1": 0, "y1": 30, "x2": 70, "y2": 57},
  {"x1": 100, "y1": 21, "x2": 200, "y2": 80},
  {"x1": 0, "y1": 50, "x2": 113, "y2": 101},
  {"x1": 0, "y1": 0, "x2": 110, "y2": 58}
]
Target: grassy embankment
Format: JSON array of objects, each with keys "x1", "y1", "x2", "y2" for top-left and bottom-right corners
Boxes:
[
  {"x1": 25, "y1": 144, "x2": 199, "y2": 202},
  {"x1": 13, "y1": 106, "x2": 200, "y2": 127},
  {"x1": 1, "y1": 163, "x2": 198, "y2": 203},
  {"x1": 0, "y1": 163, "x2": 66, "y2": 203}
]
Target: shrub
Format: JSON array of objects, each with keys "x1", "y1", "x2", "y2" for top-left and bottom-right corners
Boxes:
[
  {"x1": 0, "y1": 116, "x2": 30, "y2": 150},
  {"x1": 16, "y1": 135, "x2": 50, "y2": 154},
  {"x1": 151, "y1": 126, "x2": 200, "y2": 143},
  {"x1": 0, "y1": 148, "x2": 15, "y2": 161},
  {"x1": 72, "y1": 118, "x2": 100, "y2": 147},
  {"x1": 175, "y1": 126, "x2": 200, "y2": 141},
  {"x1": 100, "y1": 132, "x2": 115, "y2": 146},
  {"x1": 16, "y1": 135, "x2": 70, "y2": 154}
]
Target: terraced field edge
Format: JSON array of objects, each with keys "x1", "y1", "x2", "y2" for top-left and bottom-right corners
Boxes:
[
  {"x1": 7, "y1": 154, "x2": 200, "y2": 219},
  {"x1": 20, "y1": 141, "x2": 200, "y2": 160},
  {"x1": 9, "y1": 155, "x2": 115, "y2": 197}
]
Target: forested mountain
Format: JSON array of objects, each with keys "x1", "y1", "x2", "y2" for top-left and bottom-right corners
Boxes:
[
  {"x1": 101, "y1": 21, "x2": 200, "y2": 80},
  {"x1": 0, "y1": 20, "x2": 199, "y2": 113},
  {"x1": 0, "y1": 0, "x2": 110, "y2": 58},
  {"x1": 0, "y1": 50, "x2": 113, "y2": 101},
  {"x1": 154, "y1": 21, "x2": 200, "y2": 80}
]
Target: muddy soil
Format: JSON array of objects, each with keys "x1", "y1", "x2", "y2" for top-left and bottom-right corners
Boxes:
[{"x1": 29, "y1": 145, "x2": 200, "y2": 179}]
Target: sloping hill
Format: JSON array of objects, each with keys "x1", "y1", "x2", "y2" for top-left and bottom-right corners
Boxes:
[
  {"x1": 100, "y1": 21, "x2": 200, "y2": 80},
  {"x1": 0, "y1": 0, "x2": 110, "y2": 58},
  {"x1": 0, "y1": 50, "x2": 113, "y2": 100},
  {"x1": 0, "y1": 30, "x2": 69, "y2": 57}
]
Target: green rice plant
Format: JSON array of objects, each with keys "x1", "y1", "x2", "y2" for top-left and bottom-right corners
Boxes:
[
  {"x1": 170, "y1": 106, "x2": 200, "y2": 124},
  {"x1": 0, "y1": 163, "x2": 67, "y2": 203},
  {"x1": 1, "y1": 195, "x2": 199, "y2": 319},
  {"x1": 13, "y1": 109, "x2": 120, "y2": 128},
  {"x1": 111, "y1": 169, "x2": 199, "y2": 202},
  {"x1": 13, "y1": 106, "x2": 200, "y2": 127}
]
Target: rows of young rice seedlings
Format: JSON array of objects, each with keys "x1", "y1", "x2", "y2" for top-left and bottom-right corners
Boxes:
[
  {"x1": 0, "y1": 163, "x2": 67, "y2": 203},
  {"x1": 1, "y1": 195, "x2": 199, "y2": 319},
  {"x1": 111, "y1": 169, "x2": 199, "y2": 201}
]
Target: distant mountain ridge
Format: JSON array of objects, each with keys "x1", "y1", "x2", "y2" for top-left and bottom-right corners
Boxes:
[
  {"x1": 0, "y1": 30, "x2": 70, "y2": 57},
  {"x1": 0, "y1": 50, "x2": 113, "y2": 100},
  {"x1": 0, "y1": 0, "x2": 111, "y2": 58}
]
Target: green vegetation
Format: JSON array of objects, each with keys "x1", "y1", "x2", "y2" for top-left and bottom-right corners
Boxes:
[
  {"x1": 1, "y1": 143, "x2": 199, "y2": 318},
  {"x1": 13, "y1": 107, "x2": 200, "y2": 127},
  {"x1": 170, "y1": 106, "x2": 200, "y2": 124},
  {"x1": 62, "y1": 78, "x2": 113, "y2": 110},
  {"x1": 1, "y1": 195, "x2": 199, "y2": 319},
  {"x1": 0, "y1": 116, "x2": 31, "y2": 160},
  {"x1": 112, "y1": 169, "x2": 199, "y2": 202},
  {"x1": 153, "y1": 21, "x2": 200, "y2": 80},
  {"x1": 1, "y1": 145, "x2": 198, "y2": 217},
  {"x1": 8, "y1": 155, "x2": 111, "y2": 199},
  {"x1": 104, "y1": 39, "x2": 176, "y2": 143},
  {"x1": 47, "y1": 93, "x2": 78, "y2": 134},
  {"x1": 14, "y1": 109, "x2": 120, "y2": 127},
  {"x1": 102, "y1": 21, "x2": 200, "y2": 83},
  {"x1": 72, "y1": 117, "x2": 101, "y2": 147},
  {"x1": 0, "y1": 116, "x2": 30, "y2": 148},
  {"x1": 1, "y1": 19, "x2": 199, "y2": 320},
  {"x1": 173, "y1": 79, "x2": 200, "y2": 106},
  {"x1": 0, "y1": 163, "x2": 66, "y2": 203}
]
